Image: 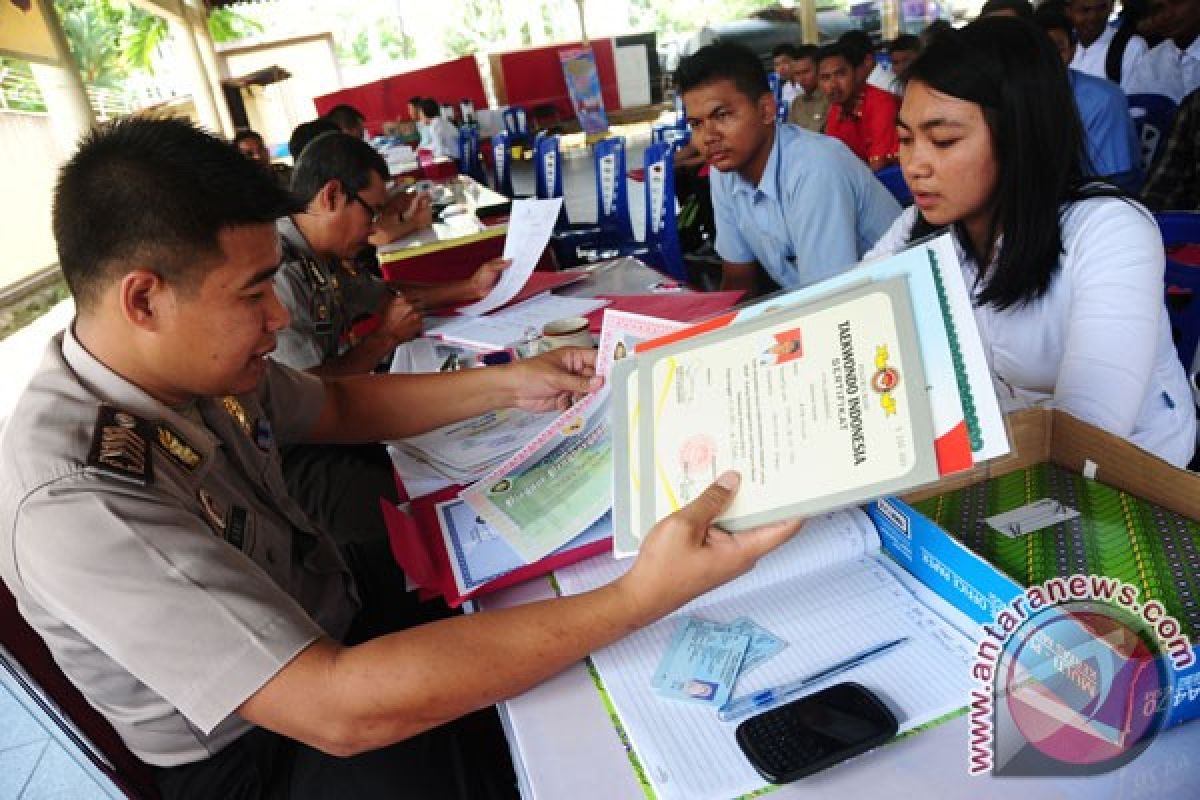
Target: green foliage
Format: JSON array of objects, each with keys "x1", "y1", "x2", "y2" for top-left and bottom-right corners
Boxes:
[
  {"x1": 0, "y1": 279, "x2": 70, "y2": 342},
  {"x1": 443, "y1": 0, "x2": 511, "y2": 58},
  {"x1": 207, "y1": 7, "x2": 264, "y2": 44},
  {"x1": 335, "y1": 15, "x2": 415, "y2": 65},
  {"x1": 49, "y1": 0, "x2": 260, "y2": 84},
  {"x1": 0, "y1": 57, "x2": 47, "y2": 112},
  {"x1": 123, "y1": 13, "x2": 167, "y2": 75}
]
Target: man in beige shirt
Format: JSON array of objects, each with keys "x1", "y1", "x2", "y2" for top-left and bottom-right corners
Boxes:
[
  {"x1": 786, "y1": 44, "x2": 831, "y2": 132},
  {"x1": 0, "y1": 116, "x2": 801, "y2": 799}
]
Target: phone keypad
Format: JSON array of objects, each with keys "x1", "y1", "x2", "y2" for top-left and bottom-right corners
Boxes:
[{"x1": 745, "y1": 708, "x2": 830, "y2": 777}]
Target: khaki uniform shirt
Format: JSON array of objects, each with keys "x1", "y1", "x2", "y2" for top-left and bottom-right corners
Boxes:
[
  {"x1": 0, "y1": 330, "x2": 357, "y2": 766},
  {"x1": 787, "y1": 88, "x2": 830, "y2": 134},
  {"x1": 272, "y1": 216, "x2": 389, "y2": 371}
]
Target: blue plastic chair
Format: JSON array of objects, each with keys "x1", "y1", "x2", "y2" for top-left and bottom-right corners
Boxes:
[
  {"x1": 593, "y1": 136, "x2": 633, "y2": 243},
  {"x1": 552, "y1": 138, "x2": 688, "y2": 280},
  {"x1": 549, "y1": 136, "x2": 634, "y2": 267},
  {"x1": 1157, "y1": 212, "x2": 1200, "y2": 370},
  {"x1": 640, "y1": 141, "x2": 687, "y2": 281},
  {"x1": 1128, "y1": 93, "x2": 1178, "y2": 173},
  {"x1": 491, "y1": 131, "x2": 514, "y2": 197},
  {"x1": 875, "y1": 164, "x2": 913, "y2": 207},
  {"x1": 457, "y1": 127, "x2": 487, "y2": 184},
  {"x1": 503, "y1": 106, "x2": 531, "y2": 141},
  {"x1": 534, "y1": 134, "x2": 562, "y2": 200}
]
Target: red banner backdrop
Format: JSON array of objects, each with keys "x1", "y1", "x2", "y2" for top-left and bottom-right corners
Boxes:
[
  {"x1": 314, "y1": 55, "x2": 489, "y2": 136},
  {"x1": 489, "y1": 38, "x2": 620, "y2": 122}
]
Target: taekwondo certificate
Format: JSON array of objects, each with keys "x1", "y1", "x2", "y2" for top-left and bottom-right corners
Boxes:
[{"x1": 635, "y1": 278, "x2": 939, "y2": 532}]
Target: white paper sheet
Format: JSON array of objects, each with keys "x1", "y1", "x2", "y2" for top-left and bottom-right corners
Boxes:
[
  {"x1": 428, "y1": 294, "x2": 607, "y2": 351},
  {"x1": 458, "y1": 198, "x2": 565, "y2": 316}
]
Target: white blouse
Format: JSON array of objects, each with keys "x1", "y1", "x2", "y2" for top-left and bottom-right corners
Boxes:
[{"x1": 865, "y1": 199, "x2": 1196, "y2": 468}]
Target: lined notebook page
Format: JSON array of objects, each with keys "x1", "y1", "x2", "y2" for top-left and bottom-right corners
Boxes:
[
  {"x1": 557, "y1": 508, "x2": 878, "y2": 600},
  {"x1": 556, "y1": 510, "x2": 975, "y2": 800}
]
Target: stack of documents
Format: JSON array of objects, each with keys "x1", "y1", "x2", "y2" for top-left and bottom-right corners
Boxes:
[
  {"x1": 610, "y1": 234, "x2": 1009, "y2": 555},
  {"x1": 427, "y1": 292, "x2": 608, "y2": 351},
  {"x1": 458, "y1": 310, "x2": 688, "y2": 565},
  {"x1": 391, "y1": 408, "x2": 559, "y2": 485},
  {"x1": 387, "y1": 488, "x2": 614, "y2": 607}
]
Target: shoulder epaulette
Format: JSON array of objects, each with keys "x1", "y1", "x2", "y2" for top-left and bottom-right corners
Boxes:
[{"x1": 86, "y1": 405, "x2": 153, "y2": 486}]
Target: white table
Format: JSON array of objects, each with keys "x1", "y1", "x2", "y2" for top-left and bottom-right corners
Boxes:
[{"x1": 478, "y1": 576, "x2": 1200, "y2": 800}]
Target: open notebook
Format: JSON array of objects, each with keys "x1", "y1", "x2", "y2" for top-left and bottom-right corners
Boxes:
[{"x1": 555, "y1": 510, "x2": 978, "y2": 800}]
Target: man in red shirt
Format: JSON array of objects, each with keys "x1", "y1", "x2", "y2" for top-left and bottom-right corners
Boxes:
[{"x1": 818, "y1": 42, "x2": 900, "y2": 171}]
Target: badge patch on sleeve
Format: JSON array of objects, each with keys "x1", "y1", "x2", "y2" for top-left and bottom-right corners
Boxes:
[
  {"x1": 225, "y1": 506, "x2": 249, "y2": 550},
  {"x1": 253, "y1": 418, "x2": 274, "y2": 451},
  {"x1": 87, "y1": 406, "x2": 153, "y2": 485}
]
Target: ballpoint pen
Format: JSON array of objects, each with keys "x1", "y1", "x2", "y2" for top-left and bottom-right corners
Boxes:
[{"x1": 717, "y1": 636, "x2": 910, "y2": 723}]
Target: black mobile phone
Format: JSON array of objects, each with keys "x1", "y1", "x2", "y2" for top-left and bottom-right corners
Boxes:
[{"x1": 735, "y1": 682, "x2": 899, "y2": 784}]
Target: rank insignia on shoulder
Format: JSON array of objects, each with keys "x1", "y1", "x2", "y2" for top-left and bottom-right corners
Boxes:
[
  {"x1": 156, "y1": 424, "x2": 202, "y2": 471},
  {"x1": 87, "y1": 406, "x2": 152, "y2": 485},
  {"x1": 221, "y1": 396, "x2": 253, "y2": 437}
]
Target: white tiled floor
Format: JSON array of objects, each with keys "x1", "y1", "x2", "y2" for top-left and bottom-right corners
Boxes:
[{"x1": 0, "y1": 661, "x2": 123, "y2": 799}]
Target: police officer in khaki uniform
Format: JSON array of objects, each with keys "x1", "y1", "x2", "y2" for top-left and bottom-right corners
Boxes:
[
  {"x1": 274, "y1": 131, "x2": 510, "y2": 379},
  {"x1": 0, "y1": 117, "x2": 800, "y2": 799},
  {"x1": 271, "y1": 132, "x2": 511, "y2": 544}
]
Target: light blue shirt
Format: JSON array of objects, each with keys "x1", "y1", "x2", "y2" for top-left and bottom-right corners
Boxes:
[
  {"x1": 1069, "y1": 69, "x2": 1140, "y2": 180},
  {"x1": 710, "y1": 122, "x2": 901, "y2": 289}
]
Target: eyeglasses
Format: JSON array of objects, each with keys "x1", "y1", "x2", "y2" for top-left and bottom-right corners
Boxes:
[{"x1": 349, "y1": 192, "x2": 383, "y2": 225}]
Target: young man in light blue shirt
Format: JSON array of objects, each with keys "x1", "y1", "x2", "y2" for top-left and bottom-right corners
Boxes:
[
  {"x1": 1039, "y1": 9, "x2": 1141, "y2": 188},
  {"x1": 677, "y1": 42, "x2": 901, "y2": 296}
]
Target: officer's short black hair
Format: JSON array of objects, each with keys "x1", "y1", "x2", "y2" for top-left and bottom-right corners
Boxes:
[
  {"x1": 53, "y1": 116, "x2": 300, "y2": 311},
  {"x1": 290, "y1": 131, "x2": 390, "y2": 206},
  {"x1": 771, "y1": 43, "x2": 801, "y2": 59},
  {"x1": 288, "y1": 118, "x2": 338, "y2": 162},
  {"x1": 676, "y1": 42, "x2": 771, "y2": 100},
  {"x1": 323, "y1": 103, "x2": 365, "y2": 133}
]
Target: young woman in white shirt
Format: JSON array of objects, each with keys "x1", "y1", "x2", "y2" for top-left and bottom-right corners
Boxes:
[{"x1": 865, "y1": 16, "x2": 1195, "y2": 467}]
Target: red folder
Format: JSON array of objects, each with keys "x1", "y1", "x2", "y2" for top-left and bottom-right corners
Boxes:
[
  {"x1": 381, "y1": 486, "x2": 611, "y2": 607},
  {"x1": 583, "y1": 290, "x2": 745, "y2": 332}
]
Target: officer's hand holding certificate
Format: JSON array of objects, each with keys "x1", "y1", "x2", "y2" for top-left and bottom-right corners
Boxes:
[
  {"x1": 502, "y1": 347, "x2": 602, "y2": 413},
  {"x1": 614, "y1": 278, "x2": 941, "y2": 545}
]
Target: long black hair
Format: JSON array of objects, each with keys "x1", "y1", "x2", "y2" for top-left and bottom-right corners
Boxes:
[{"x1": 905, "y1": 16, "x2": 1125, "y2": 310}]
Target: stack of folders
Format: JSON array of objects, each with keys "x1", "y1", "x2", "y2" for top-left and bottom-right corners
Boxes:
[
  {"x1": 610, "y1": 233, "x2": 1010, "y2": 555},
  {"x1": 392, "y1": 408, "x2": 560, "y2": 485}
]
